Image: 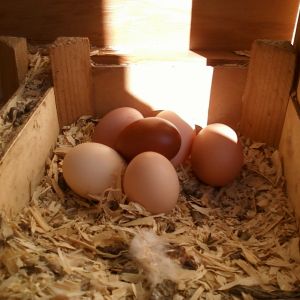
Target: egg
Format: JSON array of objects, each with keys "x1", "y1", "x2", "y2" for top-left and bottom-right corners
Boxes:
[
  {"x1": 62, "y1": 142, "x2": 126, "y2": 199},
  {"x1": 115, "y1": 117, "x2": 181, "y2": 161},
  {"x1": 191, "y1": 123, "x2": 243, "y2": 186},
  {"x1": 92, "y1": 107, "x2": 143, "y2": 148},
  {"x1": 157, "y1": 110, "x2": 196, "y2": 167},
  {"x1": 123, "y1": 152, "x2": 180, "y2": 214}
]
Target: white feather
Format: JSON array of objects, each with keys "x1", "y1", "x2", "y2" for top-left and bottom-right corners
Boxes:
[{"x1": 129, "y1": 230, "x2": 178, "y2": 285}]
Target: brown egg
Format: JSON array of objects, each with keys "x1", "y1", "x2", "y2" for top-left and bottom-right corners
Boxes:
[
  {"x1": 92, "y1": 107, "x2": 143, "y2": 148},
  {"x1": 115, "y1": 117, "x2": 181, "y2": 161},
  {"x1": 191, "y1": 123, "x2": 243, "y2": 186},
  {"x1": 157, "y1": 110, "x2": 196, "y2": 167},
  {"x1": 63, "y1": 143, "x2": 126, "y2": 199},
  {"x1": 123, "y1": 152, "x2": 180, "y2": 214}
]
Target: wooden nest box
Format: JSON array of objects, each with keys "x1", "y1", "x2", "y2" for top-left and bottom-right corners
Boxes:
[
  {"x1": 0, "y1": 1, "x2": 299, "y2": 233},
  {"x1": 1, "y1": 1, "x2": 300, "y2": 298}
]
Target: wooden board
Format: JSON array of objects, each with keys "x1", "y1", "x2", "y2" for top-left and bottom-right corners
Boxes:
[
  {"x1": 0, "y1": 0, "x2": 105, "y2": 46},
  {"x1": 193, "y1": 50, "x2": 249, "y2": 67},
  {"x1": 240, "y1": 40, "x2": 296, "y2": 147},
  {"x1": 0, "y1": 0, "x2": 298, "y2": 51},
  {"x1": 280, "y1": 99, "x2": 300, "y2": 228},
  {"x1": 92, "y1": 52, "x2": 214, "y2": 128},
  {"x1": 0, "y1": 36, "x2": 28, "y2": 107},
  {"x1": 92, "y1": 51, "x2": 248, "y2": 129},
  {"x1": 103, "y1": 0, "x2": 192, "y2": 51},
  {"x1": 50, "y1": 37, "x2": 95, "y2": 127},
  {"x1": 208, "y1": 66, "x2": 248, "y2": 130},
  {"x1": 0, "y1": 88, "x2": 59, "y2": 216},
  {"x1": 190, "y1": 0, "x2": 299, "y2": 51}
]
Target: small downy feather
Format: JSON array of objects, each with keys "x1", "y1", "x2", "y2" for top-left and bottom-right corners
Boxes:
[{"x1": 129, "y1": 230, "x2": 178, "y2": 285}]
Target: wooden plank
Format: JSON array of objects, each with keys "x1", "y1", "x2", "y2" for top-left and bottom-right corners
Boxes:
[
  {"x1": 0, "y1": 36, "x2": 28, "y2": 106},
  {"x1": 0, "y1": 0, "x2": 298, "y2": 51},
  {"x1": 92, "y1": 53, "x2": 213, "y2": 128},
  {"x1": 190, "y1": 0, "x2": 299, "y2": 51},
  {"x1": 0, "y1": 88, "x2": 59, "y2": 216},
  {"x1": 280, "y1": 99, "x2": 300, "y2": 228},
  {"x1": 0, "y1": 1, "x2": 104, "y2": 46},
  {"x1": 50, "y1": 37, "x2": 94, "y2": 127},
  {"x1": 240, "y1": 40, "x2": 296, "y2": 147},
  {"x1": 193, "y1": 50, "x2": 249, "y2": 67},
  {"x1": 208, "y1": 66, "x2": 248, "y2": 130},
  {"x1": 103, "y1": 0, "x2": 192, "y2": 51}
]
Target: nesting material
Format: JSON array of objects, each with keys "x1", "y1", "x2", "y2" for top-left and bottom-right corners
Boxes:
[
  {"x1": 0, "y1": 45, "x2": 51, "y2": 159},
  {"x1": 0, "y1": 116, "x2": 299, "y2": 300}
]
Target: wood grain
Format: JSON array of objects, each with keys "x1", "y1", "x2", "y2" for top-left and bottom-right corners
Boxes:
[
  {"x1": 0, "y1": 88, "x2": 59, "y2": 216},
  {"x1": 208, "y1": 66, "x2": 248, "y2": 130},
  {"x1": 0, "y1": 0, "x2": 105, "y2": 46},
  {"x1": 0, "y1": 36, "x2": 28, "y2": 107},
  {"x1": 0, "y1": 0, "x2": 298, "y2": 51},
  {"x1": 194, "y1": 50, "x2": 249, "y2": 67},
  {"x1": 190, "y1": 0, "x2": 299, "y2": 51},
  {"x1": 240, "y1": 40, "x2": 296, "y2": 147},
  {"x1": 92, "y1": 52, "x2": 216, "y2": 128},
  {"x1": 50, "y1": 37, "x2": 94, "y2": 127},
  {"x1": 280, "y1": 99, "x2": 300, "y2": 228}
]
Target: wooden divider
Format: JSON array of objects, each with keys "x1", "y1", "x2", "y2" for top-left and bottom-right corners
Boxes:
[
  {"x1": 0, "y1": 88, "x2": 59, "y2": 215},
  {"x1": 0, "y1": 36, "x2": 28, "y2": 107},
  {"x1": 50, "y1": 37, "x2": 95, "y2": 127},
  {"x1": 240, "y1": 40, "x2": 296, "y2": 147},
  {"x1": 280, "y1": 96, "x2": 300, "y2": 228}
]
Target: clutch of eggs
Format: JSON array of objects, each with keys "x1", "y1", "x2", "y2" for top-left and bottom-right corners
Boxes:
[
  {"x1": 63, "y1": 108, "x2": 243, "y2": 214},
  {"x1": 63, "y1": 108, "x2": 188, "y2": 214}
]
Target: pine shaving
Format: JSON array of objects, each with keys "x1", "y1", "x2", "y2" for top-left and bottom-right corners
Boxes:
[{"x1": 0, "y1": 116, "x2": 299, "y2": 299}]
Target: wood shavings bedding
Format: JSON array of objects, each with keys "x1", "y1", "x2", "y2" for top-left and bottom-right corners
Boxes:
[
  {"x1": 0, "y1": 116, "x2": 299, "y2": 300},
  {"x1": 0, "y1": 45, "x2": 51, "y2": 159}
]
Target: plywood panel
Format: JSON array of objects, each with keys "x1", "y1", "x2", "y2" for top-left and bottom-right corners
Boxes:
[
  {"x1": 0, "y1": 88, "x2": 59, "y2": 216},
  {"x1": 190, "y1": 0, "x2": 299, "y2": 51},
  {"x1": 280, "y1": 100, "x2": 300, "y2": 227}
]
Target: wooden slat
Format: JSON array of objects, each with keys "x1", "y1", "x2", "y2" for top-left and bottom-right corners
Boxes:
[
  {"x1": 0, "y1": 36, "x2": 28, "y2": 106},
  {"x1": 0, "y1": 88, "x2": 59, "y2": 216},
  {"x1": 190, "y1": 0, "x2": 299, "y2": 51},
  {"x1": 92, "y1": 53, "x2": 214, "y2": 128},
  {"x1": 91, "y1": 49, "x2": 249, "y2": 67},
  {"x1": 0, "y1": 0, "x2": 298, "y2": 51},
  {"x1": 280, "y1": 99, "x2": 300, "y2": 228},
  {"x1": 92, "y1": 51, "x2": 249, "y2": 129},
  {"x1": 193, "y1": 50, "x2": 249, "y2": 67},
  {"x1": 0, "y1": 1, "x2": 104, "y2": 46},
  {"x1": 240, "y1": 40, "x2": 296, "y2": 147},
  {"x1": 208, "y1": 66, "x2": 248, "y2": 130},
  {"x1": 50, "y1": 37, "x2": 94, "y2": 127}
]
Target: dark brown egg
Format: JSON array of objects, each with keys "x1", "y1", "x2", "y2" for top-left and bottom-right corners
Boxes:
[
  {"x1": 191, "y1": 123, "x2": 243, "y2": 186},
  {"x1": 115, "y1": 117, "x2": 181, "y2": 161}
]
